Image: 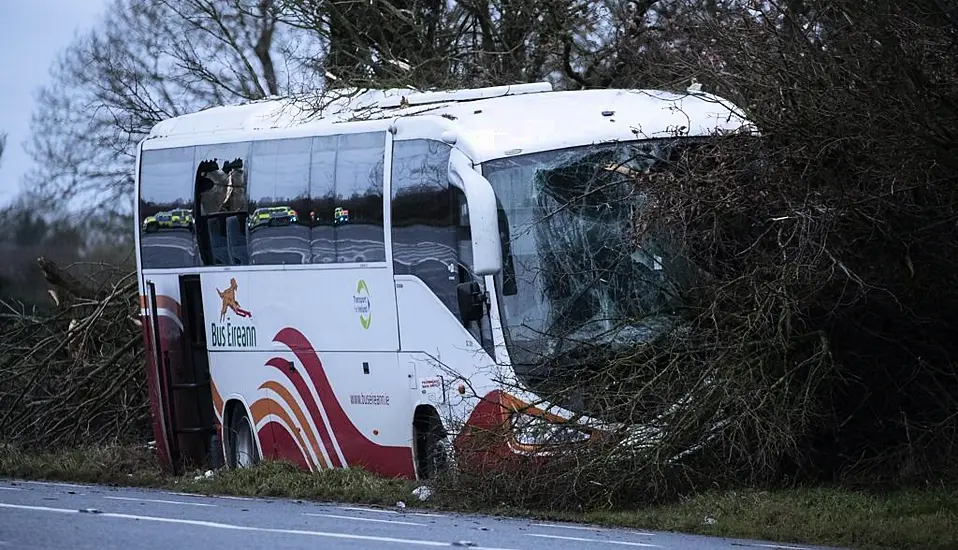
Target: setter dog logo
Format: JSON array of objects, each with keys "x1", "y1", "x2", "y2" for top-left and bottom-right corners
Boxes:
[{"x1": 217, "y1": 277, "x2": 252, "y2": 321}]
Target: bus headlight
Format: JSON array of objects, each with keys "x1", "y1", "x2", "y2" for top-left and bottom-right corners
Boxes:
[{"x1": 510, "y1": 412, "x2": 591, "y2": 447}]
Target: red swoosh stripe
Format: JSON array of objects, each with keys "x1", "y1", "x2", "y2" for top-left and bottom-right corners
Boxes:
[
  {"x1": 265, "y1": 358, "x2": 343, "y2": 468},
  {"x1": 260, "y1": 421, "x2": 310, "y2": 471},
  {"x1": 272, "y1": 327, "x2": 415, "y2": 479}
]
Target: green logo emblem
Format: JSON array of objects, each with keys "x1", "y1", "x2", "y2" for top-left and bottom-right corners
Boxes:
[{"x1": 353, "y1": 279, "x2": 371, "y2": 329}]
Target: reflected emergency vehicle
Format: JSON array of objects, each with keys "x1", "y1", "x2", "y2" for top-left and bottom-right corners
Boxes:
[
  {"x1": 142, "y1": 208, "x2": 193, "y2": 232},
  {"x1": 248, "y1": 206, "x2": 298, "y2": 230}
]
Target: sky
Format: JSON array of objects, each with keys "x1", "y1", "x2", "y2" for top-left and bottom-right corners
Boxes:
[{"x1": 0, "y1": 0, "x2": 109, "y2": 207}]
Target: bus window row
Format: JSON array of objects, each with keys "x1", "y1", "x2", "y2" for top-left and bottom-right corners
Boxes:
[{"x1": 138, "y1": 136, "x2": 472, "y2": 308}]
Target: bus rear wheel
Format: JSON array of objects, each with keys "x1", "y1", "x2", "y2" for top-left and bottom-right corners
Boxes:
[{"x1": 227, "y1": 406, "x2": 259, "y2": 469}]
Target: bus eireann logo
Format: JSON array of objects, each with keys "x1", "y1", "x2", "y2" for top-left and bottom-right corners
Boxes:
[
  {"x1": 353, "y1": 279, "x2": 371, "y2": 329},
  {"x1": 217, "y1": 277, "x2": 252, "y2": 322}
]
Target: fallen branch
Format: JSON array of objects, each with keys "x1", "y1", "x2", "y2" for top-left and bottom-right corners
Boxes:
[{"x1": 0, "y1": 259, "x2": 149, "y2": 449}]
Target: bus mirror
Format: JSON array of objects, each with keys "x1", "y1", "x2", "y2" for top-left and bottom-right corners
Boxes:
[
  {"x1": 457, "y1": 281, "x2": 484, "y2": 322},
  {"x1": 449, "y1": 149, "x2": 503, "y2": 276}
]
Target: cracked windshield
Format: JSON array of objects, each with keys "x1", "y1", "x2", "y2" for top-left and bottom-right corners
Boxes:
[{"x1": 484, "y1": 139, "x2": 691, "y2": 370}]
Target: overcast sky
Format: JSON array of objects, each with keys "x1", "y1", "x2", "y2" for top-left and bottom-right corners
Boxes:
[{"x1": 0, "y1": 0, "x2": 109, "y2": 207}]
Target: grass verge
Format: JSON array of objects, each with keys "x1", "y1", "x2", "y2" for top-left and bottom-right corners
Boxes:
[{"x1": 0, "y1": 444, "x2": 955, "y2": 550}]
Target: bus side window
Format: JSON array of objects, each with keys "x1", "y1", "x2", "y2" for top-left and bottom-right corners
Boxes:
[
  {"x1": 193, "y1": 142, "x2": 251, "y2": 266},
  {"x1": 391, "y1": 139, "x2": 457, "y2": 314},
  {"x1": 333, "y1": 132, "x2": 386, "y2": 264},
  {"x1": 453, "y1": 186, "x2": 473, "y2": 283},
  {"x1": 391, "y1": 139, "x2": 493, "y2": 354},
  {"x1": 309, "y1": 135, "x2": 337, "y2": 264},
  {"x1": 248, "y1": 138, "x2": 311, "y2": 266},
  {"x1": 138, "y1": 146, "x2": 199, "y2": 269}
]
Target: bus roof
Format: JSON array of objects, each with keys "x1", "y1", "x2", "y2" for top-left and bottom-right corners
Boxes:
[{"x1": 143, "y1": 83, "x2": 754, "y2": 162}]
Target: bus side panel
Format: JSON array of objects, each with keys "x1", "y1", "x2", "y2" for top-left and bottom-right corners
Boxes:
[
  {"x1": 201, "y1": 267, "x2": 415, "y2": 478},
  {"x1": 209, "y1": 349, "x2": 414, "y2": 478},
  {"x1": 394, "y1": 275, "x2": 499, "y2": 436},
  {"x1": 199, "y1": 267, "x2": 399, "y2": 352}
]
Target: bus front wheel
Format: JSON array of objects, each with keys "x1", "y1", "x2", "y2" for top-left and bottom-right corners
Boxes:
[{"x1": 414, "y1": 409, "x2": 451, "y2": 480}]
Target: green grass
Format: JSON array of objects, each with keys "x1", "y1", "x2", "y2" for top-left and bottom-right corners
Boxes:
[
  {"x1": 572, "y1": 487, "x2": 958, "y2": 550},
  {"x1": 174, "y1": 461, "x2": 417, "y2": 506},
  {"x1": 0, "y1": 444, "x2": 167, "y2": 487},
  {"x1": 1, "y1": 444, "x2": 955, "y2": 550},
  {"x1": 0, "y1": 444, "x2": 416, "y2": 507}
]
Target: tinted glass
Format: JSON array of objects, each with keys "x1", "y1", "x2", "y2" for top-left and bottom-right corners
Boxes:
[
  {"x1": 307, "y1": 132, "x2": 386, "y2": 264},
  {"x1": 332, "y1": 132, "x2": 386, "y2": 263},
  {"x1": 248, "y1": 138, "x2": 311, "y2": 265},
  {"x1": 391, "y1": 139, "x2": 458, "y2": 313},
  {"x1": 194, "y1": 142, "x2": 251, "y2": 266},
  {"x1": 309, "y1": 136, "x2": 338, "y2": 264},
  {"x1": 139, "y1": 146, "x2": 199, "y2": 269}
]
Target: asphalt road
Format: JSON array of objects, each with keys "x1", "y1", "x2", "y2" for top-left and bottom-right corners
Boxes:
[{"x1": 0, "y1": 479, "x2": 846, "y2": 550}]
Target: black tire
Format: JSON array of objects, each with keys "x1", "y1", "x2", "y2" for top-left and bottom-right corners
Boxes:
[
  {"x1": 227, "y1": 407, "x2": 259, "y2": 469},
  {"x1": 415, "y1": 415, "x2": 451, "y2": 480}
]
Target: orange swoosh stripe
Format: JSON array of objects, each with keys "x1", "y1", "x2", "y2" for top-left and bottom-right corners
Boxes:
[
  {"x1": 499, "y1": 392, "x2": 568, "y2": 424},
  {"x1": 250, "y1": 396, "x2": 318, "y2": 471},
  {"x1": 249, "y1": 398, "x2": 272, "y2": 426},
  {"x1": 261, "y1": 380, "x2": 329, "y2": 469}
]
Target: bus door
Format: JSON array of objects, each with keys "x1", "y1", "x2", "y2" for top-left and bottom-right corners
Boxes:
[
  {"x1": 176, "y1": 274, "x2": 221, "y2": 470},
  {"x1": 143, "y1": 278, "x2": 176, "y2": 472},
  {"x1": 144, "y1": 276, "x2": 221, "y2": 474}
]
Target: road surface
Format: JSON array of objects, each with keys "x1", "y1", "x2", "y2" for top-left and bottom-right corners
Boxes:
[{"x1": 0, "y1": 478, "x2": 845, "y2": 550}]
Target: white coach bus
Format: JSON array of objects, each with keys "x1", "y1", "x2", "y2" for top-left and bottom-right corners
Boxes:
[{"x1": 134, "y1": 82, "x2": 751, "y2": 479}]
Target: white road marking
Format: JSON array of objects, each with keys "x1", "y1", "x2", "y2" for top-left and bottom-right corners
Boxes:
[
  {"x1": 0, "y1": 487, "x2": 23, "y2": 491},
  {"x1": 105, "y1": 496, "x2": 217, "y2": 507},
  {"x1": 19, "y1": 480, "x2": 89, "y2": 489},
  {"x1": 527, "y1": 533, "x2": 661, "y2": 547},
  {"x1": 534, "y1": 523, "x2": 602, "y2": 531},
  {"x1": 533, "y1": 523, "x2": 655, "y2": 536},
  {"x1": 753, "y1": 545, "x2": 813, "y2": 550},
  {"x1": 305, "y1": 512, "x2": 427, "y2": 526},
  {"x1": 168, "y1": 491, "x2": 254, "y2": 501},
  {"x1": 340, "y1": 506, "x2": 401, "y2": 514},
  {"x1": 0, "y1": 502, "x2": 518, "y2": 549},
  {"x1": 339, "y1": 506, "x2": 445, "y2": 518}
]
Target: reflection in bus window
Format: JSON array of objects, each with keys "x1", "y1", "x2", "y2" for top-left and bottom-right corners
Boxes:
[
  {"x1": 334, "y1": 132, "x2": 386, "y2": 263},
  {"x1": 309, "y1": 136, "x2": 337, "y2": 263},
  {"x1": 309, "y1": 132, "x2": 386, "y2": 264},
  {"x1": 194, "y1": 142, "x2": 251, "y2": 266},
  {"x1": 248, "y1": 138, "x2": 311, "y2": 265},
  {"x1": 138, "y1": 146, "x2": 199, "y2": 269},
  {"x1": 391, "y1": 139, "x2": 457, "y2": 314}
]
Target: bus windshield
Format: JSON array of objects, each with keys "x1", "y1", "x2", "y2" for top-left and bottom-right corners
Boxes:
[{"x1": 483, "y1": 139, "x2": 695, "y2": 373}]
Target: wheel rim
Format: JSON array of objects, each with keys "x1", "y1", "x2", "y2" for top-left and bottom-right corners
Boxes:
[{"x1": 235, "y1": 416, "x2": 256, "y2": 468}]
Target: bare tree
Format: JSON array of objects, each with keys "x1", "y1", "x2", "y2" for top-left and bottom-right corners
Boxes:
[
  {"x1": 22, "y1": 0, "x2": 321, "y2": 213},
  {"x1": 22, "y1": 0, "x2": 712, "y2": 213}
]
